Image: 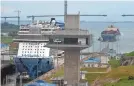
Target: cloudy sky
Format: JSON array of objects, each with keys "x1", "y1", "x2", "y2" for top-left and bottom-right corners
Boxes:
[{"x1": 1, "y1": 0, "x2": 134, "y2": 21}]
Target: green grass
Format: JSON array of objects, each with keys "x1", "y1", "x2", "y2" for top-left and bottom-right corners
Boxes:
[
  {"x1": 103, "y1": 66, "x2": 134, "y2": 79},
  {"x1": 1, "y1": 36, "x2": 13, "y2": 44},
  {"x1": 45, "y1": 67, "x2": 64, "y2": 82},
  {"x1": 44, "y1": 63, "x2": 134, "y2": 85},
  {"x1": 104, "y1": 78, "x2": 134, "y2": 86},
  {"x1": 10, "y1": 56, "x2": 14, "y2": 64},
  {"x1": 81, "y1": 67, "x2": 107, "y2": 72},
  {"x1": 48, "y1": 67, "x2": 107, "y2": 79},
  {"x1": 98, "y1": 66, "x2": 134, "y2": 86},
  {"x1": 108, "y1": 58, "x2": 120, "y2": 68},
  {"x1": 45, "y1": 67, "x2": 107, "y2": 83},
  {"x1": 85, "y1": 73, "x2": 105, "y2": 83},
  {"x1": 49, "y1": 67, "x2": 107, "y2": 79},
  {"x1": 51, "y1": 67, "x2": 64, "y2": 78},
  {"x1": 84, "y1": 66, "x2": 134, "y2": 84}
]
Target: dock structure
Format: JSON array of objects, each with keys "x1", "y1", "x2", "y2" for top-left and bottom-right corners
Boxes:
[{"x1": 45, "y1": 13, "x2": 93, "y2": 85}]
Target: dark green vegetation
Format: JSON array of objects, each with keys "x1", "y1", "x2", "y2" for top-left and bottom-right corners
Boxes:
[
  {"x1": 1, "y1": 22, "x2": 19, "y2": 32},
  {"x1": 85, "y1": 73, "x2": 105, "y2": 83},
  {"x1": 125, "y1": 51, "x2": 134, "y2": 56},
  {"x1": 10, "y1": 56, "x2": 14, "y2": 64}
]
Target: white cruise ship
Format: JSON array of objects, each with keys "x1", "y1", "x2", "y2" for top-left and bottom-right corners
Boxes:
[{"x1": 14, "y1": 18, "x2": 64, "y2": 79}]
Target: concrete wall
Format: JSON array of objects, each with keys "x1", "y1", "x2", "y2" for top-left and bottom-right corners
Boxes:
[
  {"x1": 64, "y1": 49, "x2": 80, "y2": 85},
  {"x1": 65, "y1": 14, "x2": 80, "y2": 30}
]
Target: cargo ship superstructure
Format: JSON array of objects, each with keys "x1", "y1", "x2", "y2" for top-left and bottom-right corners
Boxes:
[
  {"x1": 98, "y1": 25, "x2": 121, "y2": 42},
  {"x1": 13, "y1": 18, "x2": 64, "y2": 79}
]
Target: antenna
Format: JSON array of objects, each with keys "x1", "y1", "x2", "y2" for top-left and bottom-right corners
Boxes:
[
  {"x1": 64, "y1": 0, "x2": 67, "y2": 16},
  {"x1": 64, "y1": 0, "x2": 67, "y2": 23}
]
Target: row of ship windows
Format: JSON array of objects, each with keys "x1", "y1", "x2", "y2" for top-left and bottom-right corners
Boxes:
[
  {"x1": 22, "y1": 51, "x2": 45, "y2": 53},
  {"x1": 22, "y1": 43, "x2": 44, "y2": 45},
  {"x1": 22, "y1": 46, "x2": 44, "y2": 47},
  {"x1": 22, "y1": 54, "x2": 46, "y2": 56},
  {"x1": 22, "y1": 49, "x2": 46, "y2": 50}
]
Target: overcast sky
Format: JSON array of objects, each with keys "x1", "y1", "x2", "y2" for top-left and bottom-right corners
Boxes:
[{"x1": 1, "y1": 1, "x2": 134, "y2": 21}]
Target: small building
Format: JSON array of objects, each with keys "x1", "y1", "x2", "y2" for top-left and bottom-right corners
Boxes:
[{"x1": 83, "y1": 57, "x2": 101, "y2": 68}]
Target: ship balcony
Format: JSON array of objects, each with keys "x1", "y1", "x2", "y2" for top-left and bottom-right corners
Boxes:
[{"x1": 13, "y1": 35, "x2": 49, "y2": 43}]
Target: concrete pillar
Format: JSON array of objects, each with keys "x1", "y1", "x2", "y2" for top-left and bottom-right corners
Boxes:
[
  {"x1": 64, "y1": 49, "x2": 80, "y2": 85},
  {"x1": 65, "y1": 14, "x2": 80, "y2": 30}
]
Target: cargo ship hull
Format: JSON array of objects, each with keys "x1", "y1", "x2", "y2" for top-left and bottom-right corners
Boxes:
[{"x1": 100, "y1": 34, "x2": 120, "y2": 42}]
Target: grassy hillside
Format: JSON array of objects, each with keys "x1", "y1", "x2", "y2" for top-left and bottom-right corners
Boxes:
[
  {"x1": 125, "y1": 51, "x2": 134, "y2": 56},
  {"x1": 100, "y1": 66, "x2": 134, "y2": 86},
  {"x1": 104, "y1": 78, "x2": 134, "y2": 86},
  {"x1": 103, "y1": 66, "x2": 134, "y2": 79},
  {"x1": 45, "y1": 65, "x2": 134, "y2": 85}
]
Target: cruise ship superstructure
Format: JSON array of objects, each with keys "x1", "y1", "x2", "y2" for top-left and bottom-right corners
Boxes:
[{"x1": 13, "y1": 18, "x2": 64, "y2": 79}]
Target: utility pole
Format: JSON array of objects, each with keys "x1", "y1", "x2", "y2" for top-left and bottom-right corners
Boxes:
[{"x1": 14, "y1": 10, "x2": 21, "y2": 27}]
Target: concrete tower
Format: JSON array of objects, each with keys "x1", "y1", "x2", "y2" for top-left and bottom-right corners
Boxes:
[{"x1": 45, "y1": 13, "x2": 93, "y2": 85}]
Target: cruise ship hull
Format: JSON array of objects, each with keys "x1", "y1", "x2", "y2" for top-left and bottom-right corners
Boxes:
[{"x1": 14, "y1": 57, "x2": 54, "y2": 79}]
